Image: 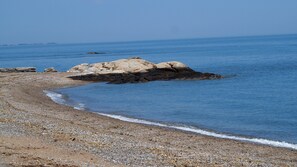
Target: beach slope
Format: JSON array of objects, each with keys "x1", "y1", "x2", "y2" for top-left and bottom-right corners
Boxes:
[{"x1": 0, "y1": 73, "x2": 296, "y2": 166}]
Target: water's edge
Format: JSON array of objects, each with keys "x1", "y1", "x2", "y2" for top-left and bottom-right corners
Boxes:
[{"x1": 44, "y1": 90, "x2": 297, "y2": 150}]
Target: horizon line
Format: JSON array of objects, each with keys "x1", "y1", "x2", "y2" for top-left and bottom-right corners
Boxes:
[{"x1": 1, "y1": 33, "x2": 297, "y2": 46}]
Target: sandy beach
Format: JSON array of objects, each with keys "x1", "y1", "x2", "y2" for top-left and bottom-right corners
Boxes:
[{"x1": 0, "y1": 72, "x2": 297, "y2": 166}]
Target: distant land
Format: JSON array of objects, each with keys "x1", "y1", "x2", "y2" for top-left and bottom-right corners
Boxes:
[
  {"x1": 1, "y1": 33, "x2": 297, "y2": 47},
  {"x1": 0, "y1": 42, "x2": 57, "y2": 47}
]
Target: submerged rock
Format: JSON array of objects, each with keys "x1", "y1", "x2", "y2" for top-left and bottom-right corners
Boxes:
[
  {"x1": 67, "y1": 57, "x2": 222, "y2": 84},
  {"x1": 87, "y1": 52, "x2": 105, "y2": 55},
  {"x1": 0, "y1": 67, "x2": 36, "y2": 73},
  {"x1": 44, "y1": 67, "x2": 58, "y2": 72}
]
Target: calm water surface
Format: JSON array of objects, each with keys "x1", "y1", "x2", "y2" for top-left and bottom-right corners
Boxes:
[{"x1": 1, "y1": 34, "x2": 297, "y2": 144}]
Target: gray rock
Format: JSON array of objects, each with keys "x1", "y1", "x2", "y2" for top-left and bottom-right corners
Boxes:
[
  {"x1": 67, "y1": 63, "x2": 91, "y2": 73},
  {"x1": 67, "y1": 58, "x2": 222, "y2": 84},
  {"x1": 156, "y1": 62, "x2": 172, "y2": 69},
  {"x1": 0, "y1": 67, "x2": 36, "y2": 73},
  {"x1": 44, "y1": 67, "x2": 58, "y2": 72},
  {"x1": 128, "y1": 56, "x2": 142, "y2": 59},
  {"x1": 68, "y1": 58, "x2": 157, "y2": 74}
]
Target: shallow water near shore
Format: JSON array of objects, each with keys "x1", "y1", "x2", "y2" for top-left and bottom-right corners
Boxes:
[{"x1": 2, "y1": 34, "x2": 297, "y2": 147}]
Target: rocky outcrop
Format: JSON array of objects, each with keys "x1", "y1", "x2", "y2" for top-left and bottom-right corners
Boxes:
[
  {"x1": 0, "y1": 67, "x2": 36, "y2": 73},
  {"x1": 68, "y1": 58, "x2": 157, "y2": 74},
  {"x1": 44, "y1": 67, "x2": 58, "y2": 72},
  {"x1": 67, "y1": 57, "x2": 221, "y2": 84}
]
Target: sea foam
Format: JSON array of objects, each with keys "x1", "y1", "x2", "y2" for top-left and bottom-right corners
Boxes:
[
  {"x1": 44, "y1": 90, "x2": 297, "y2": 150},
  {"x1": 98, "y1": 113, "x2": 297, "y2": 150},
  {"x1": 44, "y1": 90, "x2": 85, "y2": 110},
  {"x1": 44, "y1": 90, "x2": 66, "y2": 105}
]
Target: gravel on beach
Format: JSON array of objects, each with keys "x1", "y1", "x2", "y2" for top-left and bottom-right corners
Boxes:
[{"x1": 0, "y1": 73, "x2": 296, "y2": 166}]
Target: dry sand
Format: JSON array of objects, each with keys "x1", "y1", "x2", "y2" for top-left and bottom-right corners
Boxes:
[{"x1": 0, "y1": 72, "x2": 296, "y2": 166}]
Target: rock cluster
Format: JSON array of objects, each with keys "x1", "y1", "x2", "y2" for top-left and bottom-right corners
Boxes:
[
  {"x1": 68, "y1": 57, "x2": 159, "y2": 74},
  {"x1": 67, "y1": 57, "x2": 222, "y2": 84},
  {"x1": 0, "y1": 67, "x2": 36, "y2": 73}
]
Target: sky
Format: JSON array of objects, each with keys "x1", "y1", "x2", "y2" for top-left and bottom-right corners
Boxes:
[{"x1": 1, "y1": 0, "x2": 297, "y2": 44}]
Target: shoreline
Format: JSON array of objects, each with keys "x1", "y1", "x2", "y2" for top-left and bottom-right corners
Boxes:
[
  {"x1": 1, "y1": 72, "x2": 297, "y2": 166},
  {"x1": 45, "y1": 90, "x2": 297, "y2": 150}
]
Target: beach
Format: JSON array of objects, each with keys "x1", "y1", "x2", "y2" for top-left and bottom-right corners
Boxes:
[{"x1": 0, "y1": 72, "x2": 296, "y2": 166}]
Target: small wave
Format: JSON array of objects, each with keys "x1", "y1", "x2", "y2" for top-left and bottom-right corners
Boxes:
[
  {"x1": 44, "y1": 90, "x2": 85, "y2": 110},
  {"x1": 98, "y1": 113, "x2": 297, "y2": 150},
  {"x1": 44, "y1": 90, "x2": 297, "y2": 150},
  {"x1": 74, "y1": 103, "x2": 86, "y2": 110},
  {"x1": 43, "y1": 90, "x2": 66, "y2": 105}
]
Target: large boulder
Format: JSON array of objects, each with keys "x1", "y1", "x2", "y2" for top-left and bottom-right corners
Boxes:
[
  {"x1": 67, "y1": 57, "x2": 222, "y2": 84},
  {"x1": 156, "y1": 61, "x2": 189, "y2": 71},
  {"x1": 68, "y1": 58, "x2": 157, "y2": 74},
  {"x1": 68, "y1": 63, "x2": 91, "y2": 73}
]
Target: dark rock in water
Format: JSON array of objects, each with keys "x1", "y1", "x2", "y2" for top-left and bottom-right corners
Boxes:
[
  {"x1": 67, "y1": 58, "x2": 222, "y2": 84},
  {"x1": 44, "y1": 67, "x2": 58, "y2": 72},
  {"x1": 69, "y1": 69, "x2": 221, "y2": 84},
  {"x1": 128, "y1": 56, "x2": 141, "y2": 59},
  {"x1": 87, "y1": 52, "x2": 105, "y2": 55},
  {"x1": 0, "y1": 67, "x2": 36, "y2": 73}
]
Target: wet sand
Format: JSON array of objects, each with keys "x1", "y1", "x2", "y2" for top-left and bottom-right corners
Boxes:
[{"x1": 0, "y1": 72, "x2": 296, "y2": 166}]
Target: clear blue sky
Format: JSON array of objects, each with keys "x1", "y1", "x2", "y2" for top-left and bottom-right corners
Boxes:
[{"x1": 1, "y1": 0, "x2": 297, "y2": 44}]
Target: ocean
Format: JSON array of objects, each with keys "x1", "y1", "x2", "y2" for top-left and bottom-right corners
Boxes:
[{"x1": 1, "y1": 34, "x2": 297, "y2": 149}]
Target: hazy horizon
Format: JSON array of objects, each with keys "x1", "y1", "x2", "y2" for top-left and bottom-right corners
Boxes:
[
  {"x1": 1, "y1": 0, "x2": 297, "y2": 44},
  {"x1": 1, "y1": 33, "x2": 297, "y2": 46}
]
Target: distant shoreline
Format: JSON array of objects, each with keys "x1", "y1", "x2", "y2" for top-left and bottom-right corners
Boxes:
[
  {"x1": 0, "y1": 72, "x2": 296, "y2": 166},
  {"x1": 1, "y1": 33, "x2": 296, "y2": 47}
]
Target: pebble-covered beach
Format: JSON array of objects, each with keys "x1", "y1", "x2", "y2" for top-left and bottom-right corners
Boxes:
[{"x1": 0, "y1": 72, "x2": 296, "y2": 166}]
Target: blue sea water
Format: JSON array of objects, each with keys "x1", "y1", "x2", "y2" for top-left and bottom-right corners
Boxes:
[{"x1": 1, "y1": 34, "x2": 297, "y2": 146}]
